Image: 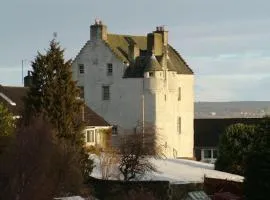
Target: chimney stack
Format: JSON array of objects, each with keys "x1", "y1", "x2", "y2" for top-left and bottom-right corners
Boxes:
[
  {"x1": 90, "y1": 19, "x2": 107, "y2": 41},
  {"x1": 147, "y1": 25, "x2": 168, "y2": 56},
  {"x1": 24, "y1": 71, "x2": 33, "y2": 87},
  {"x1": 128, "y1": 41, "x2": 140, "y2": 62}
]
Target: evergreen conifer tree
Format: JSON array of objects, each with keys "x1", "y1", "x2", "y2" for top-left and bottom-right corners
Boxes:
[
  {"x1": 244, "y1": 117, "x2": 270, "y2": 200},
  {"x1": 24, "y1": 39, "x2": 84, "y2": 145},
  {"x1": 24, "y1": 39, "x2": 94, "y2": 181}
]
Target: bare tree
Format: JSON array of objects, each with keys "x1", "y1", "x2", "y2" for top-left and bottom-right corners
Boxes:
[
  {"x1": 118, "y1": 123, "x2": 164, "y2": 181},
  {"x1": 97, "y1": 148, "x2": 120, "y2": 180}
]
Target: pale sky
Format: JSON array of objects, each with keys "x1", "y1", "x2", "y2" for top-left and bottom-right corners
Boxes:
[{"x1": 1, "y1": 0, "x2": 270, "y2": 101}]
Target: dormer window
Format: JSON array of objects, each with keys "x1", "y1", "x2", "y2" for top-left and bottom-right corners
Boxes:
[
  {"x1": 79, "y1": 64, "x2": 84, "y2": 74},
  {"x1": 107, "y1": 63, "x2": 113, "y2": 76}
]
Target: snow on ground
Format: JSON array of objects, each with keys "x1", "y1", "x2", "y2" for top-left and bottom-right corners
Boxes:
[
  {"x1": 91, "y1": 156, "x2": 243, "y2": 184},
  {"x1": 145, "y1": 158, "x2": 243, "y2": 183}
]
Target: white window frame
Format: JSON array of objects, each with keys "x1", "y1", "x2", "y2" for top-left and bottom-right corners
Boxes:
[
  {"x1": 201, "y1": 148, "x2": 218, "y2": 163},
  {"x1": 86, "y1": 130, "x2": 95, "y2": 143}
]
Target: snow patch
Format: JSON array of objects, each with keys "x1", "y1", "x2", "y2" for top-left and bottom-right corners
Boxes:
[{"x1": 91, "y1": 156, "x2": 243, "y2": 183}]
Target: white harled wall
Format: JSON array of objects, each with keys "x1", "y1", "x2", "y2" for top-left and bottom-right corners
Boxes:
[{"x1": 72, "y1": 36, "x2": 194, "y2": 158}]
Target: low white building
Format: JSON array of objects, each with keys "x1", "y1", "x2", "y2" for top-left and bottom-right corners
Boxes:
[{"x1": 72, "y1": 20, "x2": 194, "y2": 158}]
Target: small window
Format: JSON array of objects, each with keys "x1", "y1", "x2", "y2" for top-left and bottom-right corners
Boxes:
[
  {"x1": 177, "y1": 117, "x2": 181, "y2": 134},
  {"x1": 86, "y1": 130, "x2": 95, "y2": 143},
  {"x1": 149, "y1": 72, "x2": 154, "y2": 77},
  {"x1": 178, "y1": 87, "x2": 181, "y2": 101},
  {"x1": 203, "y1": 149, "x2": 212, "y2": 159},
  {"x1": 112, "y1": 125, "x2": 118, "y2": 135},
  {"x1": 107, "y1": 63, "x2": 113, "y2": 76},
  {"x1": 102, "y1": 86, "x2": 110, "y2": 100},
  {"x1": 79, "y1": 64, "x2": 84, "y2": 74},
  {"x1": 79, "y1": 86, "x2": 84, "y2": 99}
]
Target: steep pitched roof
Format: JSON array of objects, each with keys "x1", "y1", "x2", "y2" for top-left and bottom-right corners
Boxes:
[
  {"x1": 0, "y1": 85, "x2": 27, "y2": 115},
  {"x1": 105, "y1": 34, "x2": 193, "y2": 76},
  {"x1": 83, "y1": 106, "x2": 110, "y2": 127},
  {"x1": 194, "y1": 118, "x2": 263, "y2": 148},
  {"x1": 0, "y1": 85, "x2": 109, "y2": 127}
]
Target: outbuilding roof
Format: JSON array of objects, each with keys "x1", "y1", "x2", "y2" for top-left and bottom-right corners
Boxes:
[
  {"x1": 0, "y1": 85, "x2": 109, "y2": 127},
  {"x1": 194, "y1": 118, "x2": 263, "y2": 148}
]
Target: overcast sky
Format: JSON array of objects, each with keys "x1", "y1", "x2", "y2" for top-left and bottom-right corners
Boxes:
[{"x1": 1, "y1": 0, "x2": 270, "y2": 101}]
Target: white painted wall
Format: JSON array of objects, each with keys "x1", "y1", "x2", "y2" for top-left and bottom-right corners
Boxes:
[
  {"x1": 72, "y1": 33, "x2": 194, "y2": 158},
  {"x1": 72, "y1": 39, "x2": 144, "y2": 130}
]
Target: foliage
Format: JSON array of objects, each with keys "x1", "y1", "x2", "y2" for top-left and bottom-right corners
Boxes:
[
  {"x1": 118, "y1": 124, "x2": 164, "y2": 181},
  {"x1": 0, "y1": 103, "x2": 15, "y2": 155},
  {"x1": 24, "y1": 39, "x2": 84, "y2": 145},
  {"x1": 23, "y1": 39, "x2": 93, "y2": 180},
  {"x1": 0, "y1": 118, "x2": 86, "y2": 200},
  {"x1": 244, "y1": 117, "x2": 270, "y2": 200},
  {"x1": 0, "y1": 103, "x2": 15, "y2": 137},
  {"x1": 215, "y1": 123, "x2": 256, "y2": 175}
]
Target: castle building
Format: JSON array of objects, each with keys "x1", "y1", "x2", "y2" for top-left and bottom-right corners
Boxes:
[{"x1": 72, "y1": 20, "x2": 194, "y2": 158}]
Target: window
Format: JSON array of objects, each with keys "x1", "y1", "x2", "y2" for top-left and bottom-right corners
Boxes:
[
  {"x1": 178, "y1": 87, "x2": 181, "y2": 101},
  {"x1": 112, "y1": 125, "x2": 118, "y2": 135},
  {"x1": 107, "y1": 63, "x2": 113, "y2": 76},
  {"x1": 177, "y1": 117, "x2": 181, "y2": 134},
  {"x1": 79, "y1": 64, "x2": 84, "y2": 74},
  {"x1": 203, "y1": 149, "x2": 212, "y2": 159},
  {"x1": 149, "y1": 72, "x2": 154, "y2": 77},
  {"x1": 102, "y1": 86, "x2": 110, "y2": 100},
  {"x1": 79, "y1": 86, "x2": 84, "y2": 99},
  {"x1": 86, "y1": 130, "x2": 95, "y2": 143},
  {"x1": 201, "y1": 149, "x2": 218, "y2": 163}
]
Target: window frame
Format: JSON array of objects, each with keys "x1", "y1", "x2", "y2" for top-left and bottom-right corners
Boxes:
[
  {"x1": 79, "y1": 64, "x2": 84, "y2": 74},
  {"x1": 112, "y1": 125, "x2": 118, "y2": 135},
  {"x1": 107, "y1": 63, "x2": 113, "y2": 76},
  {"x1": 102, "y1": 85, "x2": 110, "y2": 100},
  {"x1": 86, "y1": 130, "x2": 95, "y2": 143}
]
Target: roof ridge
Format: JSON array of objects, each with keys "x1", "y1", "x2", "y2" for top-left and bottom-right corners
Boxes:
[{"x1": 108, "y1": 33, "x2": 146, "y2": 38}]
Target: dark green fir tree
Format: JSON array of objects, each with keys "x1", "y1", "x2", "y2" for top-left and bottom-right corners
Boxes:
[
  {"x1": 24, "y1": 39, "x2": 84, "y2": 145},
  {"x1": 244, "y1": 117, "x2": 270, "y2": 200}
]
